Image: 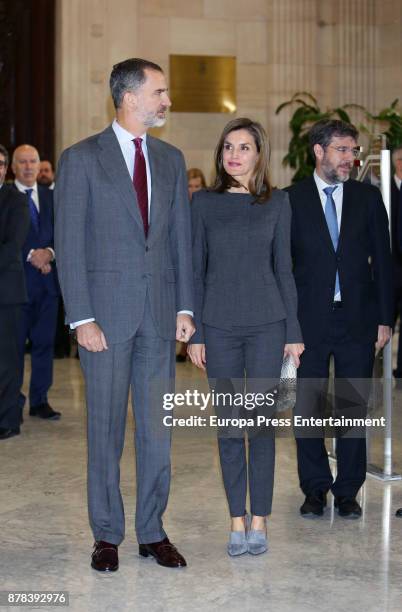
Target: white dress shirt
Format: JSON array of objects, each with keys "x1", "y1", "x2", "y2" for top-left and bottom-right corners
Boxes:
[
  {"x1": 112, "y1": 119, "x2": 152, "y2": 213},
  {"x1": 71, "y1": 121, "x2": 192, "y2": 329},
  {"x1": 313, "y1": 171, "x2": 343, "y2": 301},
  {"x1": 15, "y1": 179, "x2": 40, "y2": 210},
  {"x1": 394, "y1": 174, "x2": 401, "y2": 191},
  {"x1": 14, "y1": 180, "x2": 55, "y2": 261}
]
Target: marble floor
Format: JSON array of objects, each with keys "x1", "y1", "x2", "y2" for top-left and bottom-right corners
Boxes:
[{"x1": 1, "y1": 352, "x2": 402, "y2": 612}]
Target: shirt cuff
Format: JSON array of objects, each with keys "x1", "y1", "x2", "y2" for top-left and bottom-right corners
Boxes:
[
  {"x1": 177, "y1": 310, "x2": 194, "y2": 317},
  {"x1": 27, "y1": 248, "x2": 55, "y2": 262},
  {"x1": 70, "y1": 318, "x2": 95, "y2": 330}
]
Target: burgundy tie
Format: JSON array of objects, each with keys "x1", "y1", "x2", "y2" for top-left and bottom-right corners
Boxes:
[{"x1": 133, "y1": 137, "x2": 149, "y2": 236}]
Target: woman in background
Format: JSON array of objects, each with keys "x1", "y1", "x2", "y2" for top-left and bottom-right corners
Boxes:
[
  {"x1": 187, "y1": 167, "x2": 206, "y2": 200},
  {"x1": 188, "y1": 118, "x2": 304, "y2": 556}
]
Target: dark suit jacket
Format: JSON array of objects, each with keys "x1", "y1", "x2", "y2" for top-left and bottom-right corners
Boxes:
[
  {"x1": 15, "y1": 184, "x2": 59, "y2": 298},
  {"x1": 0, "y1": 184, "x2": 30, "y2": 304},
  {"x1": 391, "y1": 177, "x2": 402, "y2": 289},
  {"x1": 189, "y1": 188, "x2": 302, "y2": 344},
  {"x1": 286, "y1": 177, "x2": 393, "y2": 347}
]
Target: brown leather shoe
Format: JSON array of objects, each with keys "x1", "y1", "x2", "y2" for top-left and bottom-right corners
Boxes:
[
  {"x1": 91, "y1": 541, "x2": 119, "y2": 572},
  {"x1": 139, "y1": 537, "x2": 187, "y2": 568}
]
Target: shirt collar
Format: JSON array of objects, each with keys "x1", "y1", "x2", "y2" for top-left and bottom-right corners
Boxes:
[
  {"x1": 394, "y1": 174, "x2": 402, "y2": 190},
  {"x1": 112, "y1": 119, "x2": 147, "y2": 147},
  {"x1": 15, "y1": 179, "x2": 38, "y2": 194},
  {"x1": 314, "y1": 170, "x2": 343, "y2": 194}
]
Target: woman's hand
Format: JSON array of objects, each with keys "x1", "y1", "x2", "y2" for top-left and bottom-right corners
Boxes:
[
  {"x1": 187, "y1": 343, "x2": 206, "y2": 370},
  {"x1": 283, "y1": 343, "x2": 305, "y2": 368}
]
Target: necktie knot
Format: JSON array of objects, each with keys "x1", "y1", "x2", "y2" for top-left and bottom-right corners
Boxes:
[
  {"x1": 133, "y1": 137, "x2": 143, "y2": 152},
  {"x1": 25, "y1": 188, "x2": 33, "y2": 196},
  {"x1": 323, "y1": 185, "x2": 338, "y2": 197}
]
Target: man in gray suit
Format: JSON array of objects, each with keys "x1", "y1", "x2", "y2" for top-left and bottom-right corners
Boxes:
[{"x1": 55, "y1": 58, "x2": 195, "y2": 570}]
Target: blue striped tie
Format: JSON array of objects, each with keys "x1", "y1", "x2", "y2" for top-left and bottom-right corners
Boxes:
[
  {"x1": 25, "y1": 188, "x2": 40, "y2": 233},
  {"x1": 323, "y1": 185, "x2": 340, "y2": 297}
]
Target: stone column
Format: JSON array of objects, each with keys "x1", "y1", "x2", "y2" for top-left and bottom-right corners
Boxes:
[{"x1": 55, "y1": 0, "x2": 138, "y2": 157}]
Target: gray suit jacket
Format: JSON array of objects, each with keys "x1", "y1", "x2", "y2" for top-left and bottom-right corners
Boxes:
[
  {"x1": 189, "y1": 188, "x2": 302, "y2": 344},
  {"x1": 54, "y1": 125, "x2": 194, "y2": 343}
]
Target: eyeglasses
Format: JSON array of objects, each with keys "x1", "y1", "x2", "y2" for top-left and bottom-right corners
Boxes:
[
  {"x1": 0, "y1": 161, "x2": 7, "y2": 168},
  {"x1": 327, "y1": 146, "x2": 361, "y2": 159}
]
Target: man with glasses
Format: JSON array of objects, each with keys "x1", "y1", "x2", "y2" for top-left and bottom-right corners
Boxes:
[
  {"x1": 287, "y1": 120, "x2": 393, "y2": 519},
  {"x1": 0, "y1": 144, "x2": 29, "y2": 439}
]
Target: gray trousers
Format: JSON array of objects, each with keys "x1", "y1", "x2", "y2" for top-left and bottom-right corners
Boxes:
[
  {"x1": 79, "y1": 298, "x2": 175, "y2": 545},
  {"x1": 204, "y1": 321, "x2": 285, "y2": 517}
]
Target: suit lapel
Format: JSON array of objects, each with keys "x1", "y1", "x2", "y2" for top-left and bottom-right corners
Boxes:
[
  {"x1": 337, "y1": 180, "x2": 353, "y2": 253},
  {"x1": 96, "y1": 126, "x2": 144, "y2": 234},
  {"x1": 304, "y1": 177, "x2": 335, "y2": 253},
  {"x1": 146, "y1": 136, "x2": 172, "y2": 243}
]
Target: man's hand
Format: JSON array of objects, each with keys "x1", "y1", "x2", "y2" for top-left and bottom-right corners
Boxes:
[
  {"x1": 187, "y1": 343, "x2": 206, "y2": 370},
  {"x1": 283, "y1": 343, "x2": 305, "y2": 368},
  {"x1": 176, "y1": 314, "x2": 195, "y2": 343},
  {"x1": 40, "y1": 263, "x2": 52, "y2": 275},
  {"x1": 375, "y1": 325, "x2": 391, "y2": 351},
  {"x1": 30, "y1": 248, "x2": 53, "y2": 270},
  {"x1": 76, "y1": 321, "x2": 108, "y2": 352}
]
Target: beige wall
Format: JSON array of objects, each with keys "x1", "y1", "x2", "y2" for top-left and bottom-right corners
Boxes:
[{"x1": 55, "y1": 0, "x2": 402, "y2": 187}]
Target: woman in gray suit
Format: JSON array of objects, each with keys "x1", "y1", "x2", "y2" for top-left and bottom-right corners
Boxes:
[{"x1": 188, "y1": 118, "x2": 304, "y2": 556}]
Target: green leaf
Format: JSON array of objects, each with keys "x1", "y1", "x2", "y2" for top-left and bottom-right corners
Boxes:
[
  {"x1": 342, "y1": 103, "x2": 368, "y2": 113},
  {"x1": 275, "y1": 101, "x2": 292, "y2": 114},
  {"x1": 292, "y1": 91, "x2": 319, "y2": 105},
  {"x1": 333, "y1": 108, "x2": 351, "y2": 123}
]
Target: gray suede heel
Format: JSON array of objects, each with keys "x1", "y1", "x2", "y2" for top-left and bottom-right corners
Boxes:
[
  {"x1": 227, "y1": 530, "x2": 248, "y2": 556},
  {"x1": 227, "y1": 514, "x2": 250, "y2": 557},
  {"x1": 247, "y1": 528, "x2": 268, "y2": 555}
]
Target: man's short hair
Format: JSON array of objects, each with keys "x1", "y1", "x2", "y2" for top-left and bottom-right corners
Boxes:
[
  {"x1": 0, "y1": 144, "x2": 9, "y2": 165},
  {"x1": 109, "y1": 58, "x2": 163, "y2": 109},
  {"x1": 309, "y1": 119, "x2": 359, "y2": 158},
  {"x1": 392, "y1": 147, "x2": 402, "y2": 166},
  {"x1": 41, "y1": 159, "x2": 54, "y2": 169}
]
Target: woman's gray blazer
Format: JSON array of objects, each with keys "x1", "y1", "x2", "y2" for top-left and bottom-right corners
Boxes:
[{"x1": 190, "y1": 189, "x2": 302, "y2": 345}]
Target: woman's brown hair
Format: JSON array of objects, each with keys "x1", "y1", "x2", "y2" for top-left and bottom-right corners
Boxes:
[
  {"x1": 211, "y1": 117, "x2": 272, "y2": 203},
  {"x1": 186, "y1": 167, "x2": 207, "y2": 187}
]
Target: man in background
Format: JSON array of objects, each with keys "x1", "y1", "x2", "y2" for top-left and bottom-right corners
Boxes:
[
  {"x1": 12, "y1": 145, "x2": 61, "y2": 421},
  {"x1": 37, "y1": 160, "x2": 55, "y2": 190},
  {"x1": 0, "y1": 144, "x2": 30, "y2": 439},
  {"x1": 37, "y1": 158, "x2": 71, "y2": 359}
]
